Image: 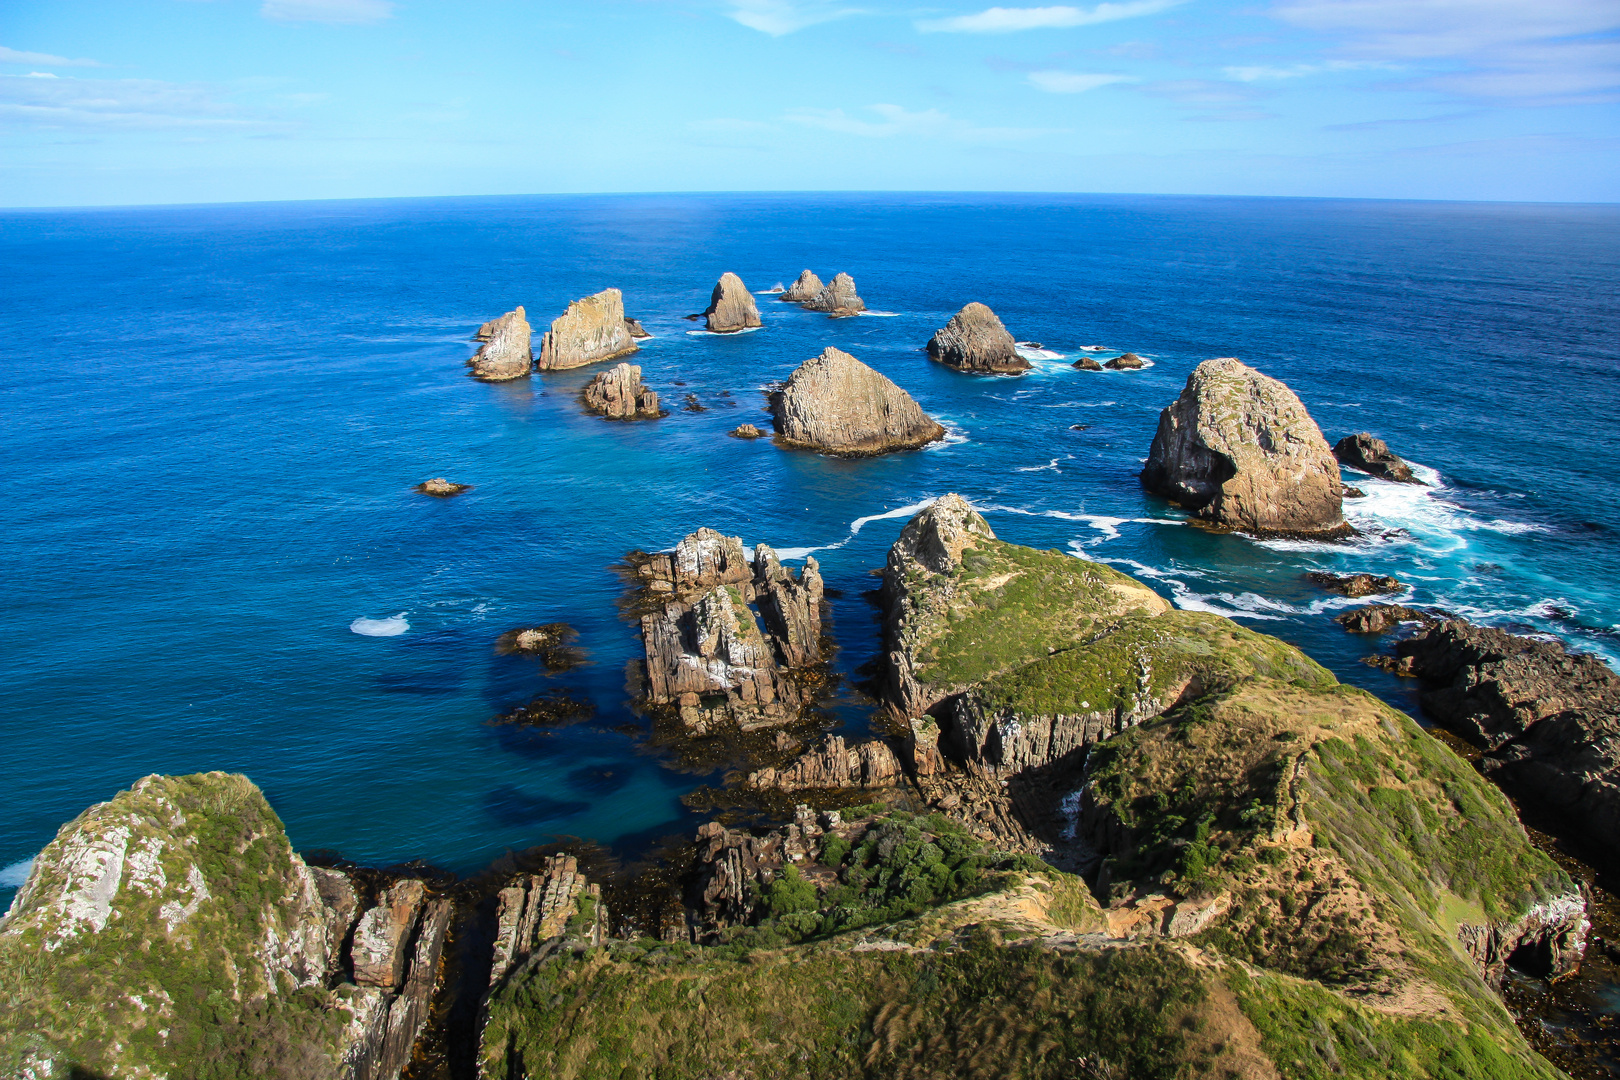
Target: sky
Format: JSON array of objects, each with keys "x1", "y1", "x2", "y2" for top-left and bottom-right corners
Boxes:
[{"x1": 1, "y1": 0, "x2": 1616, "y2": 206}]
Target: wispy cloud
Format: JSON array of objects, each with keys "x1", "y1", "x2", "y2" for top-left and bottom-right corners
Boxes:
[
  {"x1": 0, "y1": 45, "x2": 102, "y2": 68},
  {"x1": 917, "y1": 1, "x2": 1183, "y2": 34},
  {"x1": 0, "y1": 74, "x2": 266, "y2": 129},
  {"x1": 785, "y1": 102, "x2": 1058, "y2": 140},
  {"x1": 1224, "y1": 60, "x2": 1388, "y2": 81},
  {"x1": 260, "y1": 0, "x2": 394, "y2": 24},
  {"x1": 726, "y1": 0, "x2": 862, "y2": 35},
  {"x1": 1028, "y1": 71, "x2": 1133, "y2": 92}
]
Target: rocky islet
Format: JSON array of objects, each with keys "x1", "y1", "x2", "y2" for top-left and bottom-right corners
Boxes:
[
  {"x1": 581, "y1": 362, "x2": 663, "y2": 420},
  {"x1": 926, "y1": 302, "x2": 1030, "y2": 374},
  {"x1": 768, "y1": 346, "x2": 945, "y2": 456}
]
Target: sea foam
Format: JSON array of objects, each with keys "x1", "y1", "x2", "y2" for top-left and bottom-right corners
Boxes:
[
  {"x1": 351, "y1": 613, "x2": 409, "y2": 637},
  {"x1": 0, "y1": 857, "x2": 34, "y2": 888}
]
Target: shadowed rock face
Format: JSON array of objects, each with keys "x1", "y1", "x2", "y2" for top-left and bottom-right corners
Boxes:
[
  {"x1": 1105, "y1": 352, "x2": 1145, "y2": 370},
  {"x1": 467, "y1": 307, "x2": 532, "y2": 381},
  {"x1": 1141, "y1": 357, "x2": 1350, "y2": 538},
  {"x1": 703, "y1": 272, "x2": 763, "y2": 332},
  {"x1": 1335, "y1": 432, "x2": 1422, "y2": 484},
  {"x1": 769, "y1": 346, "x2": 944, "y2": 456},
  {"x1": 780, "y1": 269, "x2": 823, "y2": 302},
  {"x1": 926, "y1": 302, "x2": 1029, "y2": 374},
  {"x1": 802, "y1": 272, "x2": 865, "y2": 316},
  {"x1": 582, "y1": 362, "x2": 662, "y2": 419},
  {"x1": 537, "y1": 289, "x2": 639, "y2": 371}
]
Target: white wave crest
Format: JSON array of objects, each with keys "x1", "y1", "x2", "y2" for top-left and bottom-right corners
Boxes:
[
  {"x1": 759, "y1": 284, "x2": 786, "y2": 294},
  {"x1": 686, "y1": 326, "x2": 764, "y2": 336},
  {"x1": 1015, "y1": 458, "x2": 1062, "y2": 473},
  {"x1": 351, "y1": 613, "x2": 409, "y2": 637},
  {"x1": 1015, "y1": 346, "x2": 1066, "y2": 361},
  {"x1": 857, "y1": 310, "x2": 900, "y2": 317},
  {"x1": 767, "y1": 498, "x2": 943, "y2": 561},
  {"x1": 0, "y1": 857, "x2": 34, "y2": 889},
  {"x1": 923, "y1": 418, "x2": 970, "y2": 450}
]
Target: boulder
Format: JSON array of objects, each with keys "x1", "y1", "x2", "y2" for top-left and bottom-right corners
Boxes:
[
  {"x1": 702, "y1": 273, "x2": 763, "y2": 333},
  {"x1": 1334, "y1": 432, "x2": 1422, "y2": 484},
  {"x1": 467, "y1": 307, "x2": 532, "y2": 381},
  {"x1": 768, "y1": 346, "x2": 944, "y2": 456},
  {"x1": 802, "y1": 272, "x2": 865, "y2": 316},
  {"x1": 780, "y1": 269, "x2": 824, "y2": 302},
  {"x1": 623, "y1": 317, "x2": 651, "y2": 339},
  {"x1": 1141, "y1": 357, "x2": 1351, "y2": 538},
  {"x1": 582, "y1": 362, "x2": 662, "y2": 420},
  {"x1": 537, "y1": 289, "x2": 639, "y2": 371},
  {"x1": 414, "y1": 477, "x2": 470, "y2": 497},
  {"x1": 729, "y1": 423, "x2": 764, "y2": 439},
  {"x1": 1072, "y1": 356, "x2": 1103, "y2": 371},
  {"x1": 1105, "y1": 352, "x2": 1146, "y2": 370},
  {"x1": 1305, "y1": 571, "x2": 1403, "y2": 597},
  {"x1": 926, "y1": 302, "x2": 1029, "y2": 374}
]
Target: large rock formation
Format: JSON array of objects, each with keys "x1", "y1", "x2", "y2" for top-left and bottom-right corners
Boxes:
[
  {"x1": 629, "y1": 529, "x2": 827, "y2": 734},
  {"x1": 581, "y1": 362, "x2": 663, "y2": 420},
  {"x1": 745, "y1": 736, "x2": 904, "y2": 792},
  {"x1": 467, "y1": 307, "x2": 532, "y2": 381},
  {"x1": 1334, "y1": 432, "x2": 1422, "y2": 484},
  {"x1": 487, "y1": 855, "x2": 605, "y2": 991},
  {"x1": 701, "y1": 273, "x2": 762, "y2": 333},
  {"x1": 0, "y1": 773, "x2": 450, "y2": 1080},
  {"x1": 537, "y1": 288, "x2": 639, "y2": 371},
  {"x1": 769, "y1": 347, "x2": 945, "y2": 457},
  {"x1": 1141, "y1": 357, "x2": 1351, "y2": 538},
  {"x1": 779, "y1": 270, "x2": 823, "y2": 302},
  {"x1": 802, "y1": 272, "x2": 865, "y2": 317},
  {"x1": 926, "y1": 303, "x2": 1029, "y2": 374}
]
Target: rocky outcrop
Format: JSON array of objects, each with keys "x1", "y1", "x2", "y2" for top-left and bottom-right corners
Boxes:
[
  {"x1": 730, "y1": 423, "x2": 764, "y2": 439},
  {"x1": 768, "y1": 347, "x2": 944, "y2": 456},
  {"x1": 745, "y1": 736, "x2": 904, "y2": 791},
  {"x1": 467, "y1": 308, "x2": 532, "y2": 381},
  {"x1": 1458, "y1": 891, "x2": 1589, "y2": 984},
  {"x1": 802, "y1": 272, "x2": 865, "y2": 317},
  {"x1": 1141, "y1": 357, "x2": 1351, "y2": 538},
  {"x1": 1335, "y1": 432, "x2": 1421, "y2": 484},
  {"x1": 346, "y1": 883, "x2": 453, "y2": 1080},
  {"x1": 582, "y1": 362, "x2": 663, "y2": 420},
  {"x1": 1336, "y1": 603, "x2": 1445, "y2": 634},
  {"x1": 780, "y1": 270, "x2": 824, "y2": 302},
  {"x1": 1072, "y1": 356, "x2": 1103, "y2": 371},
  {"x1": 415, "y1": 477, "x2": 470, "y2": 497},
  {"x1": 1306, "y1": 571, "x2": 1402, "y2": 597},
  {"x1": 623, "y1": 317, "x2": 651, "y2": 339},
  {"x1": 926, "y1": 303, "x2": 1028, "y2": 374},
  {"x1": 701, "y1": 273, "x2": 763, "y2": 333},
  {"x1": 1387, "y1": 619, "x2": 1620, "y2": 863},
  {"x1": 537, "y1": 289, "x2": 639, "y2": 371},
  {"x1": 487, "y1": 855, "x2": 604, "y2": 991},
  {"x1": 1105, "y1": 352, "x2": 1145, "y2": 370},
  {"x1": 630, "y1": 530, "x2": 827, "y2": 734}
]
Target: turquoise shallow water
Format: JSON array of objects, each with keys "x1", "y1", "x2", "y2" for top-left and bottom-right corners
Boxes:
[{"x1": 1, "y1": 193, "x2": 1617, "y2": 894}]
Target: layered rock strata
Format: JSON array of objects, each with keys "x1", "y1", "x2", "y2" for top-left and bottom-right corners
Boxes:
[
  {"x1": 779, "y1": 270, "x2": 823, "y2": 302},
  {"x1": 768, "y1": 346, "x2": 944, "y2": 456},
  {"x1": 926, "y1": 303, "x2": 1029, "y2": 374},
  {"x1": 631, "y1": 529, "x2": 827, "y2": 733},
  {"x1": 1141, "y1": 357, "x2": 1351, "y2": 537},
  {"x1": 537, "y1": 289, "x2": 639, "y2": 371},
  {"x1": 487, "y1": 854, "x2": 605, "y2": 991},
  {"x1": 467, "y1": 307, "x2": 532, "y2": 381},
  {"x1": 801, "y1": 272, "x2": 865, "y2": 316},
  {"x1": 582, "y1": 362, "x2": 663, "y2": 420},
  {"x1": 700, "y1": 273, "x2": 762, "y2": 333},
  {"x1": 1335, "y1": 432, "x2": 1421, "y2": 483},
  {"x1": 745, "y1": 735, "x2": 904, "y2": 791}
]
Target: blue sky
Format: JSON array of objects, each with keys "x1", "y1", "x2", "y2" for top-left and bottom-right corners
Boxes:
[{"x1": 1, "y1": 0, "x2": 1616, "y2": 206}]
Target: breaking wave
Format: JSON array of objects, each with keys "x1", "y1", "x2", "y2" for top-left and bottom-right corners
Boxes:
[{"x1": 0, "y1": 858, "x2": 33, "y2": 889}]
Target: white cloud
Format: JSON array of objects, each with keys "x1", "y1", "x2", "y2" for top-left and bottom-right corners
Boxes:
[
  {"x1": 1028, "y1": 70, "x2": 1132, "y2": 92},
  {"x1": 785, "y1": 102, "x2": 1057, "y2": 140},
  {"x1": 726, "y1": 1, "x2": 861, "y2": 35},
  {"x1": 0, "y1": 45, "x2": 102, "y2": 68},
  {"x1": 917, "y1": 1, "x2": 1183, "y2": 33},
  {"x1": 1224, "y1": 60, "x2": 1387, "y2": 80},
  {"x1": 260, "y1": 0, "x2": 394, "y2": 24},
  {"x1": 0, "y1": 74, "x2": 264, "y2": 129}
]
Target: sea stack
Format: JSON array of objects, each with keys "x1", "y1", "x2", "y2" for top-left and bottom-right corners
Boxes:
[
  {"x1": 780, "y1": 270, "x2": 824, "y2": 302},
  {"x1": 1334, "y1": 432, "x2": 1423, "y2": 484},
  {"x1": 537, "y1": 288, "x2": 639, "y2": 371},
  {"x1": 702, "y1": 273, "x2": 762, "y2": 333},
  {"x1": 1142, "y1": 357, "x2": 1351, "y2": 538},
  {"x1": 926, "y1": 303, "x2": 1029, "y2": 374},
  {"x1": 467, "y1": 307, "x2": 532, "y2": 380},
  {"x1": 769, "y1": 346, "x2": 944, "y2": 456},
  {"x1": 803, "y1": 272, "x2": 865, "y2": 317},
  {"x1": 582, "y1": 363, "x2": 662, "y2": 419}
]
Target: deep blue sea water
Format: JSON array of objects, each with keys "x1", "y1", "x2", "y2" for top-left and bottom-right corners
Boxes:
[{"x1": 2, "y1": 193, "x2": 1618, "y2": 897}]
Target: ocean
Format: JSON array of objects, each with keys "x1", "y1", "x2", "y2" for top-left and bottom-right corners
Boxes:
[{"x1": 1, "y1": 192, "x2": 1617, "y2": 894}]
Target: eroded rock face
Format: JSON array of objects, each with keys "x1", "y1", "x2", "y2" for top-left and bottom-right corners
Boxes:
[
  {"x1": 537, "y1": 289, "x2": 639, "y2": 371},
  {"x1": 926, "y1": 303, "x2": 1029, "y2": 374},
  {"x1": 702, "y1": 273, "x2": 763, "y2": 333},
  {"x1": 488, "y1": 855, "x2": 605, "y2": 991},
  {"x1": 467, "y1": 307, "x2": 533, "y2": 381},
  {"x1": 1335, "y1": 432, "x2": 1421, "y2": 484},
  {"x1": 769, "y1": 347, "x2": 944, "y2": 456},
  {"x1": 802, "y1": 272, "x2": 865, "y2": 316},
  {"x1": 1336, "y1": 604, "x2": 1444, "y2": 634},
  {"x1": 746, "y1": 736, "x2": 903, "y2": 791},
  {"x1": 623, "y1": 317, "x2": 651, "y2": 339},
  {"x1": 780, "y1": 270, "x2": 824, "y2": 302},
  {"x1": 1141, "y1": 357, "x2": 1350, "y2": 538},
  {"x1": 582, "y1": 362, "x2": 662, "y2": 420}
]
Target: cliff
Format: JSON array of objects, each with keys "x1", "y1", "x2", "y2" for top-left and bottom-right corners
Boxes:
[
  {"x1": 467, "y1": 308, "x2": 532, "y2": 381},
  {"x1": 768, "y1": 346, "x2": 945, "y2": 456},
  {"x1": 1141, "y1": 357, "x2": 1351, "y2": 538},
  {"x1": 701, "y1": 273, "x2": 762, "y2": 333},
  {"x1": 536, "y1": 288, "x2": 639, "y2": 371},
  {"x1": 926, "y1": 303, "x2": 1029, "y2": 374}
]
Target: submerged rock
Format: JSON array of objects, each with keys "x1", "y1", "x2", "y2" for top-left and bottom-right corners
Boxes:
[
  {"x1": 1072, "y1": 356, "x2": 1103, "y2": 371},
  {"x1": 582, "y1": 362, "x2": 663, "y2": 420},
  {"x1": 701, "y1": 272, "x2": 763, "y2": 333},
  {"x1": 1306, "y1": 571, "x2": 1403, "y2": 597},
  {"x1": 494, "y1": 622, "x2": 586, "y2": 668},
  {"x1": 1141, "y1": 357, "x2": 1351, "y2": 538},
  {"x1": 802, "y1": 272, "x2": 865, "y2": 317},
  {"x1": 415, "y1": 477, "x2": 470, "y2": 497},
  {"x1": 729, "y1": 423, "x2": 764, "y2": 439},
  {"x1": 1105, "y1": 352, "x2": 1146, "y2": 370},
  {"x1": 467, "y1": 307, "x2": 533, "y2": 381},
  {"x1": 1335, "y1": 432, "x2": 1423, "y2": 484},
  {"x1": 537, "y1": 288, "x2": 639, "y2": 371},
  {"x1": 769, "y1": 346, "x2": 944, "y2": 456},
  {"x1": 926, "y1": 302, "x2": 1029, "y2": 374},
  {"x1": 780, "y1": 269, "x2": 824, "y2": 302}
]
